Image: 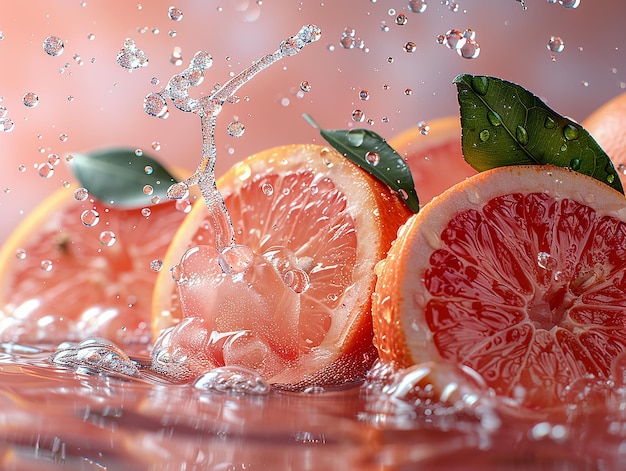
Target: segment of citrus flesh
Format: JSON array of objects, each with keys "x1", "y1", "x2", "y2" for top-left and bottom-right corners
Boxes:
[
  {"x1": 373, "y1": 165, "x2": 626, "y2": 410},
  {"x1": 582, "y1": 91, "x2": 626, "y2": 189},
  {"x1": 0, "y1": 186, "x2": 189, "y2": 348},
  {"x1": 389, "y1": 116, "x2": 476, "y2": 204},
  {"x1": 152, "y1": 144, "x2": 411, "y2": 386}
]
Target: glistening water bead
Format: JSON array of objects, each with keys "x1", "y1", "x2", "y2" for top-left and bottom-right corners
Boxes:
[
  {"x1": 22, "y1": 92, "x2": 39, "y2": 108},
  {"x1": 42, "y1": 35, "x2": 64, "y2": 56},
  {"x1": 548, "y1": 36, "x2": 565, "y2": 53}
]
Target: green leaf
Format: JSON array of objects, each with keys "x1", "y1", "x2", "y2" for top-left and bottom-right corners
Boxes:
[
  {"x1": 67, "y1": 148, "x2": 179, "y2": 208},
  {"x1": 303, "y1": 114, "x2": 419, "y2": 213},
  {"x1": 454, "y1": 73, "x2": 624, "y2": 194}
]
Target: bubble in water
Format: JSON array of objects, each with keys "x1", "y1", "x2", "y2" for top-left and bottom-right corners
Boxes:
[
  {"x1": 74, "y1": 187, "x2": 89, "y2": 201},
  {"x1": 144, "y1": 92, "x2": 169, "y2": 118},
  {"x1": 80, "y1": 209, "x2": 100, "y2": 227},
  {"x1": 99, "y1": 231, "x2": 117, "y2": 247},
  {"x1": 22, "y1": 92, "x2": 39, "y2": 108},
  {"x1": 168, "y1": 6, "x2": 183, "y2": 21},
  {"x1": 116, "y1": 38, "x2": 149, "y2": 69},
  {"x1": 408, "y1": 0, "x2": 428, "y2": 13},
  {"x1": 43, "y1": 35, "x2": 64, "y2": 56},
  {"x1": 547, "y1": 36, "x2": 565, "y2": 53},
  {"x1": 49, "y1": 337, "x2": 140, "y2": 378},
  {"x1": 15, "y1": 248, "x2": 26, "y2": 260},
  {"x1": 403, "y1": 41, "x2": 417, "y2": 53},
  {"x1": 150, "y1": 259, "x2": 164, "y2": 271},
  {"x1": 299, "y1": 80, "x2": 311, "y2": 92},
  {"x1": 227, "y1": 120, "x2": 245, "y2": 138},
  {"x1": 193, "y1": 366, "x2": 270, "y2": 395},
  {"x1": 37, "y1": 162, "x2": 54, "y2": 178},
  {"x1": 365, "y1": 151, "x2": 380, "y2": 166},
  {"x1": 0, "y1": 118, "x2": 14, "y2": 132},
  {"x1": 40, "y1": 260, "x2": 53, "y2": 272},
  {"x1": 352, "y1": 109, "x2": 366, "y2": 122}
]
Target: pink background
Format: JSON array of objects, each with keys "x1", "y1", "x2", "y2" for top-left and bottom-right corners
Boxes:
[{"x1": 1, "y1": 0, "x2": 625, "y2": 242}]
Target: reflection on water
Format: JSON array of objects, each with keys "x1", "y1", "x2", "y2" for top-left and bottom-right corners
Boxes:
[{"x1": 0, "y1": 343, "x2": 625, "y2": 470}]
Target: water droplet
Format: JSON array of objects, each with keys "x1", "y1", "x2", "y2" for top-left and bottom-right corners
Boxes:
[
  {"x1": 219, "y1": 244, "x2": 254, "y2": 274},
  {"x1": 347, "y1": 129, "x2": 366, "y2": 147},
  {"x1": 191, "y1": 51, "x2": 213, "y2": 70},
  {"x1": 99, "y1": 231, "x2": 117, "y2": 247},
  {"x1": 516, "y1": 125, "x2": 529, "y2": 146},
  {"x1": 227, "y1": 120, "x2": 245, "y2": 138},
  {"x1": 261, "y1": 182, "x2": 274, "y2": 196},
  {"x1": 380, "y1": 21, "x2": 390, "y2": 32},
  {"x1": 395, "y1": 14, "x2": 408, "y2": 25},
  {"x1": 151, "y1": 141, "x2": 161, "y2": 151},
  {"x1": 365, "y1": 151, "x2": 380, "y2": 166},
  {"x1": 351, "y1": 109, "x2": 366, "y2": 122},
  {"x1": 559, "y1": 0, "x2": 580, "y2": 8},
  {"x1": 443, "y1": 29, "x2": 466, "y2": 50},
  {"x1": 471, "y1": 76, "x2": 489, "y2": 95},
  {"x1": 458, "y1": 39, "x2": 481, "y2": 59},
  {"x1": 48, "y1": 154, "x2": 60, "y2": 166},
  {"x1": 569, "y1": 158, "x2": 581, "y2": 170},
  {"x1": 479, "y1": 129, "x2": 490, "y2": 142},
  {"x1": 15, "y1": 249, "x2": 26, "y2": 260},
  {"x1": 135, "y1": 148, "x2": 143, "y2": 157},
  {"x1": 547, "y1": 36, "x2": 565, "y2": 53},
  {"x1": 487, "y1": 110, "x2": 502, "y2": 126},
  {"x1": 563, "y1": 124, "x2": 579, "y2": 140},
  {"x1": 168, "y1": 6, "x2": 183, "y2": 21},
  {"x1": 607, "y1": 174, "x2": 616, "y2": 184},
  {"x1": 398, "y1": 188, "x2": 409, "y2": 201},
  {"x1": 22, "y1": 92, "x2": 39, "y2": 108},
  {"x1": 37, "y1": 163, "x2": 54, "y2": 178},
  {"x1": 359, "y1": 90, "x2": 370, "y2": 101},
  {"x1": 150, "y1": 259, "x2": 163, "y2": 271},
  {"x1": 408, "y1": 0, "x2": 428, "y2": 13},
  {"x1": 418, "y1": 121, "x2": 430, "y2": 135},
  {"x1": 81, "y1": 209, "x2": 100, "y2": 227},
  {"x1": 40, "y1": 260, "x2": 53, "y2": 272},
  {"x1": 143, "y1": 185, "x2": 154, "y2": 195},
  {"x1": 59, "y1": 133, "x2": 68, "y2": 142},
  {"x1": 544, "y1": 116, "x2": 556, "y2": 129},
  {"x1": 144, "y1": 92, "x2": 169, "y2": 118},
  {"x1": 144, "y1": 166, "x2": 154, "y2": 175},
  {"x1": 43, "y1": 35, "x2": 64, "y2": 56},
  {"x1": 0, "y1": 118, "x2": 15, "y2": 132},
  {"x1": 175, "y1": 198, "x2": 192, "y2": 213},
  {"x1": 193, "y1": 366, "x2": 270, "y2": 395},
  {"x1": 116, "y1": 38, "x2": 149, "y2": 69},
  {"x1": 151, "y1": 195, "x2": 161, "y2": 204},
  {"x1": 74, "y1": 187, "x2": 89, "y2": 201},
  {"x1": 404, "y1": 88, "x2": 413, "y2": 96},
  {"x1": 299, "y1": 80, "x2": 311, "y2": 92},
  {"x1": 403, "y1": 41, "x2": 417, "y2": 53},
  {"x1": 141, "y1": 208, "x2": 151, "y2": 217}
]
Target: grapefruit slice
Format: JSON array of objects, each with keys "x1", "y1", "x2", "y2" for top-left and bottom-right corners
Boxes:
[
  {"x1": 0, "y1": 183, "x2": 190, "y2": 348},
  {"x1": 152, "y1": 144, "x2": 411, "y2": 387},
  {"x1": 373, "y1": 164, "x2": 626, "y2": 410},
  {"x1": 389, "y1": 116, "x2": 476, "y2": 204}
]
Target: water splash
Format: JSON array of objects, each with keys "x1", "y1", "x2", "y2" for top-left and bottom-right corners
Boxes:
[{"x1": 144, "y1": 25, "x2": 321, "y2": 251}]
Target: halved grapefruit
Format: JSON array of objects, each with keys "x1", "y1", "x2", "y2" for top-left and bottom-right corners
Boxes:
[
  {"x1": 152, "y1": 144, "x2": 412, "y2": 386},
  {"x1": 373, "y1": 164, "x2": 626, "y2": 410}
]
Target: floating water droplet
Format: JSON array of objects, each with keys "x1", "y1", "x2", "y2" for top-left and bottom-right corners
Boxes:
[
  {"x1": 418, "y1": 121, "x2": 430, "y2": 135},
  {"x1": 0, "y1": 118, "x2": 14, "y2": 132},
  {"x1": 141, "y1": 208, "x2": 151, "y2": 217},
  {"x1": 168, "y1": 6, "x2": 183, "y2": 21},
  {"x1": 116, "y1": 38, "x2": 149, "y2": 69},
  {"x1": 395, "y1": 14, "x2": 408, "y2": 25},
  {"x1": 359, "y1": 90, "x2": 370, "y2": 101},
  {"x1": 458, "y1": 39, "x2": 481, "y2": 59},
  {"x1": 40, "y1": 259, "x2": 53, "y2": 272},
  {"x1": 22, "y1": 92, "x2": 39, "y2": 108},
  {"x1": 547, "y1": 36, "x2": 565, "y2": 53},
  {"x1": 143, "y1": 185, "x2": 154, "y2": 195},
  {"x1": 175, "y1": 198, "x2": 192, "y2": 213},
  {"x1": 299, "y1": 80, "x2": 311, "y2": 92},
  {"x1": 380, "y1": 21, "x2": 390, "y2": 32},
  {"x1": 151, "y1": 195, "x2": 160, "y2": 204},
  {"x1": 443, "y1": 29, "x2": 466, "y2": 50},
  {"x1": 150, "y1": 259, "x2": 163, "y2": 271},
  {"x1": 99, "y1": 231, "x2": 117, "y2": 247},
  {"x1": 261, "y1": 182, "x2": 274, "y2": 196},
  {"x1": 404, "y1": 88, "x2": 413, "y2": 96},
  {"x1": 351, "y1": 109, "x2": 366, "y2": 122},
  {"x1": 15, "y1": 249, "x2": 26, "y2": 260},
  {"x1": 143, "y1": 92, "x2": 169, "y2": 118},
  {"x1": 365, "y1": 151, "x2": 380, "y2": 166},
  {"x1": 59, "y1": 133, "x2": 68, "y2": 142},
  {"x1": 48, "y1": 154, "x2": 60, "y2": 166},
  {"x1": 144, "y1": 165, "x2": 154, "y2": 175},
  {"x1": 227, "y1": 120, "x2": 245, "y2": 137},
  {"x1": 479, "y1": 129, "x2": 490, "y2": 142},
  {"x1": 37, "y1": 163, "x2": 54, "y2": 178},
  {"x1": 151, "y1": 141, "x2": 161, "y2": 151},
  {"x1": 74, "y1": 187, "x2": 89, "y2": 201},
  {"x1": 559, "y1": 0, "x2": 580, "y2": 8},
  {"x1": 81, "y1": 209, "x2": 100, "y2": 227},
  {"x1": 193, "y1": 366, "x2": 270, "y2": 395},
  {"x1": 408, "y1": 0, "x2": 428, "y2": 13},
  {"x1": 43, "y1": 35, "x2": 64, "y2": 56},
  {"x1": 563, "y1": 124, "x2": 579, "y2": 140},
  {"x1": 403, "y1": 41, "x2": 417, "y2": 53}
]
